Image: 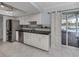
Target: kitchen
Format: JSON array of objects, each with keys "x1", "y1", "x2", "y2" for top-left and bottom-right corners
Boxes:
[
  {"x1": 4, "y1": 6, "x2": 51, "y2": 51},
  {"x1": 16, "y1": 20, "x2": 51, "y2": 51},
  {"x1": 1, "y1": 2, "x2": 79, "y2": 57}
]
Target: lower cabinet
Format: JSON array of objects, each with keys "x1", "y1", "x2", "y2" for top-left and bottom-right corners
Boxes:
[{"x1": 24, "y1": 32, "x2": 49, "y2": 51}]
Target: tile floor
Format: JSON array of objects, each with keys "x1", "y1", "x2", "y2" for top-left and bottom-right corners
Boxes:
[{"x1": 0, "y1": 41, "x2": 79, "y2": 57}]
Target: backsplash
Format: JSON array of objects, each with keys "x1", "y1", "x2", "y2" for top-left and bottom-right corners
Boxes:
[{"x1": 20, "y1": 24, "x2": 51, "y2": 29}]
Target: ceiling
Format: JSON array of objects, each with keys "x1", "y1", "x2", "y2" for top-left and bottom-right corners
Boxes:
[
  {"x1": 4, "y1": 2, "x2": 40, "y2": 16},
  {"x1": 34, "y1": 2, "x2": 68, "y2": 10},
  {"x1": 3, "y1": 2, "x2": 79, "y2": 16}
]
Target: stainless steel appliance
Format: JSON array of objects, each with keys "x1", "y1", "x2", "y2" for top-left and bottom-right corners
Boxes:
[{"x1": 6, "y1": 19, "x2": 19, "y2": 42}]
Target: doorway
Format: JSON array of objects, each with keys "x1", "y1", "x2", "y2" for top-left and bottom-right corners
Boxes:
[{"x1": 61, "y1": 12, "x2": 79, "y2": 47}]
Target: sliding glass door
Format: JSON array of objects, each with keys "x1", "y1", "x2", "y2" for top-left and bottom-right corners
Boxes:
[
  {"x1": 77, "y1": 14, "x2": 79, "y2": 47},
  {"x1": 67, "y1": 14, "x2": 77, "y2": 47},
  {"x1": 61, "y1": 15, "x2": 67, "y2": 45},
  {"x1": 62, "y1": 12, "x2": 79, "y2": 48}
]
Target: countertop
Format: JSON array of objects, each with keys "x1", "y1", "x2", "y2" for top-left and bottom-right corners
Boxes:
[{"x1": 16, "y1": 29, "x2": 51, "y2": 35}]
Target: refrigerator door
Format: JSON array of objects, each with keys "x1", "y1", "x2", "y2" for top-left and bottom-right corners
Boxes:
[
  {"x1": 12, "y1": 20, "x2": 20, "y2": 42},
  {"x1": 6, "y1": 20, "x2": 12, "y2": 42}
]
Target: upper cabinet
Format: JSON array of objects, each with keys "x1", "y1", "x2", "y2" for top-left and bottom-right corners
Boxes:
[
  {"x1": 19, "y1": 11, "x2": 51, "y2": 26},
  {"x1": 19, "y1": 13, "x2": 41, "y2": 25},
  {"x1": 41, "y1": 11, "x2": 51, "y2": 26}
]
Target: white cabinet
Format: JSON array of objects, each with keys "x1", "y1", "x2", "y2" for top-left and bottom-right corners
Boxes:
[
  {"x1": 39, "y1": 34, "x2": 49, "y2": 51},
  {"x1": 24, "y1": 33, "x2": 31, "y2": 44},
  {"x1": 24, "y1": 33, "x2": 39, "y2": 47},
  {"x1": 19, "y1": 14, "x2": 41, "y2": 25},
  {"x1": 24, "y1": 32, "x2": 49, "y2": 51},
  {"x1": 19, "y1": 12, "x2": 50, "y2": 26}
]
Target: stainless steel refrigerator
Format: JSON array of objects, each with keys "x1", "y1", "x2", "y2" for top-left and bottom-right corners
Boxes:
[{"x1": 6, "y1": 19, "x2": 19, "y2": 42}]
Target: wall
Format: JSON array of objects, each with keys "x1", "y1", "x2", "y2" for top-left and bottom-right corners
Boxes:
[{"x1": 0, "y1": 15, "x2": 3, "y2": 40}]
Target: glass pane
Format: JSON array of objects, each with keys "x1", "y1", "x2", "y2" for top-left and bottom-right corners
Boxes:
[
  {"x1": 77, "y1": 14, "x2": 79, "y2": 47},
  {"x1": 67, "y1": 14, "x2": 77, "y2": 47},
  {"x1": 61, "y1": 14, "x2": 66, "y2": 45}
]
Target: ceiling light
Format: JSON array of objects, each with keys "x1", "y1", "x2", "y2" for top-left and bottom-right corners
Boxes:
[
  {"x1": 0, "y1": 4, "x2": 4, "y2": 8},
  {"x1": 0, "y1": 2, "x2": 5, "y2": 8}
]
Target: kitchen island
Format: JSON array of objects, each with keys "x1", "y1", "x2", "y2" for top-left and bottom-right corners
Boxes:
[{"x1": 16, "y1": 28, "x2": 51, "y2": 51}]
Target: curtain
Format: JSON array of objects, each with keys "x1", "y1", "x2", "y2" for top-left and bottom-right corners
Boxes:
[{"x1": 51, "y1": 11, "x2": 62, "y2": 49}]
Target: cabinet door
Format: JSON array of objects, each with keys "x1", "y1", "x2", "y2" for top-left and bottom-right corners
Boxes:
[
  {"x1": 39, "y1": 34, "x2": 49, "y2": 51},
  {"x1": 24, "y1": 33, "x2": 39, "y2": 47},
  {"x1": 30, "y1": 33, "x2": 39, "y2": 47},
  {"x1": 24, "y1": 33, "x2": 31, "y2": 44}
]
